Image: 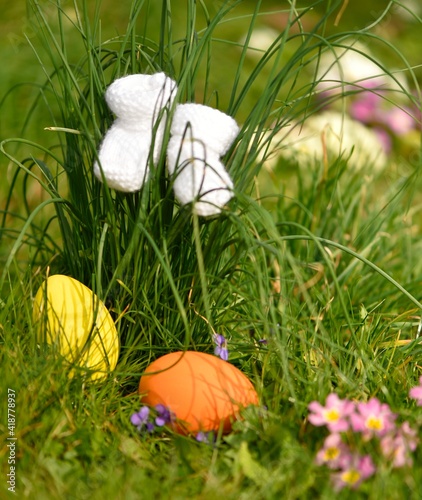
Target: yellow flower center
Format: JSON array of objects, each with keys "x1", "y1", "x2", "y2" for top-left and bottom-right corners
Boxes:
[
  {"x1": 324, "y1": 447, "x2": 340, "y2": 461},
  {"x1": 324, "y1": 408, "x2": 340, "y2": 422},
  {"x1": 341, "y1": 469, "x2": 361, "y2": 485},
  {"x1": 366, "y1": 416, "x2": 383, "y2": 431}
]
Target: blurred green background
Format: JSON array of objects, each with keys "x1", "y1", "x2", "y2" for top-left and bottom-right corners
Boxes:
[{"x1": 1, "y1": 0, "x2": 421, "y2": 145}]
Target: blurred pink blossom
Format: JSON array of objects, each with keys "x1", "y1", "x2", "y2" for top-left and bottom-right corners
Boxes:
[
  {"x1": 350, "y1": 91, "x2": 381, "y2": 123},
  {"x1": 308, "y1": 393, "x2": 355, "y2": 432},
  {"x1": 315, "y1": 433, "x2": 350, "y2": 469},
  {"x1": 384, "y1": 106, "x2": 416, "y2": 135},
  {"x1": 350, "y1": 397, "x2": 397, "y2": 438},
  {"x1": 331, "y1": 454, "x2": 376, "y2": 491},
  {"x1": 349, "y1": 88, "x2": 416, "y2": 153},
  {"x1": 409, "y1": 376, "x2": 422, "y2": 406},
  {"x1": 380, "y1": 421, "x2": 418, "y2": 468}
]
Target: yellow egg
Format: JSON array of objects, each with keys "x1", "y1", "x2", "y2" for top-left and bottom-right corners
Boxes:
[
  {"x1": 139, "y1": 351, "x2": 259, "y2": 434},
  {"x1": 33, "y1": 275, "x2": 119, "y2": 380}
]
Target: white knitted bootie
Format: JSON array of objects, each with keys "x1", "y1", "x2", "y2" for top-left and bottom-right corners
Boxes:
[
  {"x1": 94, "y1": 73, "x2": 177, "y2": 192},
  {"x1": 167, "y1": 104, "x2": 239, "y2": 216}
]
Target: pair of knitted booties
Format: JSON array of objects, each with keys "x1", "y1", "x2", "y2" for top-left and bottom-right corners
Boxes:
[{"x1": 93, "y1": 72, "x2": 239, "y2": 216}]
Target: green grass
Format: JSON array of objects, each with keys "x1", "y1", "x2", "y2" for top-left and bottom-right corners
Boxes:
[{"x1": 1, "y1": 0, "x2": 422, "y2": 498}]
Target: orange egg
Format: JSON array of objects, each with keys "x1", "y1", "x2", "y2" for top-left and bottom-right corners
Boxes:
[{"x1": 139, "y1": 351, "x2": 259, "y2": 434}]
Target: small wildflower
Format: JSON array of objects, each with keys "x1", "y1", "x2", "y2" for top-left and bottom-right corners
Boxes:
[
  {"x1": 213, "y1": 333, "x2": 229, "y2": 361},
  {"x1": 196, "y1": 431, "x2": 215, "y2": 444},
  {"x1": 308, "y1": 393, "x2": 355, "y2": 433},
  {"x1": 350, "y1": 398, "x2": 396, "y2": 438},
  {"x1": 398, "y1": 421, "x2": 419, "y2": 453},
  {"x1": 315, "y1": 433, "x2": 350, "y2": 470},
  {"x1": 380, "y1": 421, "x2": 418, "y2": 468},
  {"x1": 309, "y1": 392, "x2": 420, "y2": 491},
  {"x1": 155, "y1": 404, "x2": 175, "y2": 426},
  {"x1": 130, "y1": 406, "x2": 155, "y2": 432},
  {"x1": 331, "y1": 454, "x2": 376, "y2": 491},
  {"x1": 409, "y1": 376, "x2": 422, "y2": 406}
]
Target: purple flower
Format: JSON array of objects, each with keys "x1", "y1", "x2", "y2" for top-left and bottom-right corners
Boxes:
[
  {"x1": 409, "y1": 376, "x2": 422, "y2": 406},
  {"x1": 308, "y1": 393, "x2": 355, "y2": 433},
  {"x1": 331, "y1": 454, "x2": 376, "y2": 491},
  {"x1": 213, "y1": 334, "x2": 228, "y2": 361},
  {"x1": 315, "y1": 433, "x2": 350, "y2": 470},
  {"x1": 196, "y1": 431, "x2": 215, "y2": 444},
  {"x1": 350, "y1": 398, "x2": 397, "y2": 438},
  {"x1": 130, "y1": 406, "x2": 155, "y2": 432},
  {"x1": 155, "y1": 404, "x2": 175, "y2": 427}
]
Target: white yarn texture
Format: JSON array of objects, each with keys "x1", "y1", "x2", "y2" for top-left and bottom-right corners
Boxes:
[
  {"x1": 94, "y1": 73, "x2": 177, "y2": 192},
  {"x1": 167, "y1": 103, "x2": 239, "y2": 216}
]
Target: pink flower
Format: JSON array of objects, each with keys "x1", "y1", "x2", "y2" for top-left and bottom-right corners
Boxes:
[
  {"x1": 315, "y1": 433, "x2": 350, "y2": 469},
  {"x1": 331, "y1": 454, "x2": 376, "y2": 491},
  {"x1": 350, "y1": 397, "x2": 396, "y2": 438},
  {"x1": 308, "y1": 393, "x2": 355, "y2": 433},
  {"x1": 409, "y1": 376, "x2": 422, "y2": 406},
  {"x1": 350, "y1": 91, "x2": 381, "y2": 123},
  {"x1": 381, "y1": 421, "x2": 419, "y2": 468},
  {"x1": 400, "y1": 421, "x2": 419, "y2": 451},
  {"x1": 384, "y1": 106, "x2": 415, "y2": 135},
  {"x1": 349, "y1": 87, "x2": 416, "y2": 155},
  {"x1": 350, "y1": 92, "x2": 415, "y2": 135}
]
